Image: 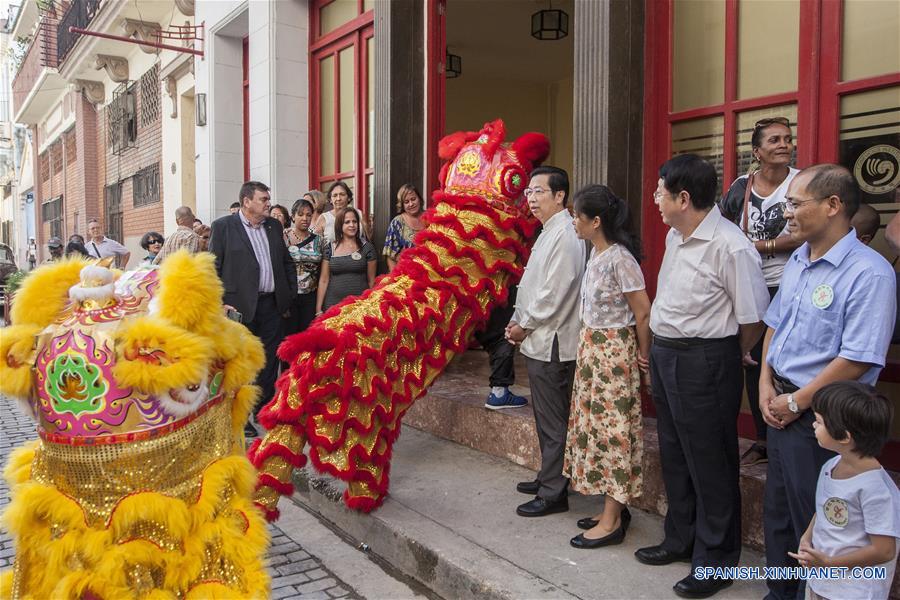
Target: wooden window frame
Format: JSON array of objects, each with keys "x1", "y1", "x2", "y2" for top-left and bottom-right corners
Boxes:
[{"x1": 309, "y1": 3, "x2": 374, "y2": 215}]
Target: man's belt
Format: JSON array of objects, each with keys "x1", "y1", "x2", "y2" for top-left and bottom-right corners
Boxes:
[{"x1": 652, "y1": 334, "x2": 738, "y2": 349}]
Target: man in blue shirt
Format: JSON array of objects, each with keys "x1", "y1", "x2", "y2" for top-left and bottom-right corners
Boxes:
[{"x1": 759, "y1": 164, "x2": 896, "y2": 600}]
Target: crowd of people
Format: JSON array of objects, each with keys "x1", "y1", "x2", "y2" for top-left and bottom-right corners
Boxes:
[
  {"x1": 500, "y1": 121, "x2": 897, "y2": 600},
  {"x1": 32, "y1": 115, "x2": 900, "y2": 600}
]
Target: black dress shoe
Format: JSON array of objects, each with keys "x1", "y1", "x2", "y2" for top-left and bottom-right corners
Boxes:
[
  {"x1": 673, "y1": 574, "x2": 733, "y2": 599},
  {"x1": 516, "y1": 496, "x2": 569, "y2": 517},
  {"x1": 516, "y1": 480, "x2": 539, "y2": 495},
  {"x1": 577, "y1": 507, "x2": 632, "y2": 531},
  {"x1": 570, "y1": 525, "x2": 625, "y2": 549},
  {"x1": 634, "y1": 544, "x2": 692, "y2": 566}
]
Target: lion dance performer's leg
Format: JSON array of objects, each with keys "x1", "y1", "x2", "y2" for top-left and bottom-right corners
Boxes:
[{"x1": 250, "y1": 120, "x2": 549, "y2": 517}]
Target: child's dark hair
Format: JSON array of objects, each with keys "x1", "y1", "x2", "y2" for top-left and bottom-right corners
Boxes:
[
  {"x1": 811, "y1": 381, "x2": 893, "y2": 458},
  {"x1": 572, "y1": 184, "x2": 642, "y2": 260}
]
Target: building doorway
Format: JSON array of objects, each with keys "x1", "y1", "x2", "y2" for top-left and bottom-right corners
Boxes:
[{"x1": 443, "y1": 0, "x2": 574, "y2": 175}]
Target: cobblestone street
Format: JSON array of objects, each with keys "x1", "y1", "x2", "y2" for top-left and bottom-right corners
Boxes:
[{"x1": 0, "y1": 401, "x2": 408, "y2": 600}]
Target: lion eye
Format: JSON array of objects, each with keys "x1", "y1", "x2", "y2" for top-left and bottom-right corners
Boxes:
[{"x1": 186, "y1": 384, "x2": 201, "y2": 392}]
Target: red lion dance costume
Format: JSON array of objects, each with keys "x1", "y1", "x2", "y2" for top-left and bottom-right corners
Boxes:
[{"x1": 250, "y1": 120, "x2": 550, "y2": 517}]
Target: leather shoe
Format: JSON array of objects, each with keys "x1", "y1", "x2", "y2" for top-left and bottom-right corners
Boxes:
[
  {"x1": 577, "y1": 507, "x2": 632, "y2": 531},
  {"x1": 673, "y1": 574, "x2": 732, "y2": 599},
  {"x1": 516, "y1": 496, "x2": 569, "y2": 517},
  {"x1": 570, "y1": 525, "x2": 625, "y2": 549},
  {"x1": 634, "y1": 545, "x2": 692, "y2": 566},
  {"x1": 516, "y1": 480, "x2": 539, "y2": 495}
]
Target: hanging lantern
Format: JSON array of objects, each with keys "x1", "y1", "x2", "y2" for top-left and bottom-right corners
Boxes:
[
  {"x1": 446, "y1": 52, "x2": 462, "y2": 78},
  {"x1": 531, "y1": 3, "x2": 569, "y2": 41}
]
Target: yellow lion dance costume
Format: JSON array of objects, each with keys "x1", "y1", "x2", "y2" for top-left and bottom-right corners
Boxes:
[{"x1": 0, "y1": 252, "x2": 270, "y2": 599}]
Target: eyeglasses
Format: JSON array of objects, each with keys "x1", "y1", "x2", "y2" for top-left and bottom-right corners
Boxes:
[
  {"x1": 784, "y1": 197, "x2": 826, "y2": 212},
  {"x1": 524, "y1": 187, "x2": 550, "y2": 198},
  {"x1": 754, "y1": 117, "x2": 791, "y2": 131},
  {"x1": 149, "y1": 239, "x2": 163, "y2": 245}
]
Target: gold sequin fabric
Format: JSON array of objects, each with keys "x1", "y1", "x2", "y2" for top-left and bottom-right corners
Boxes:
[{"x1": 2, "y1": 397, "x2": 270, "y2": 599}]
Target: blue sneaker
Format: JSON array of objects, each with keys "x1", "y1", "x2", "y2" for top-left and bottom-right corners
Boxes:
[{"x1": 485, "y1": 389, "x2": 528, "y2": 410}]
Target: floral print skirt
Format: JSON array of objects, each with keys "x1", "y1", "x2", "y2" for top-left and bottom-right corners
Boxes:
[{"x1": 563, "y1": 325, "x2": 643, "y2": 504}]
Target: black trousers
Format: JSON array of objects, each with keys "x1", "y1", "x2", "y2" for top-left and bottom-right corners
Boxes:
[
  {"x1": 283, "y1": 292, "x2": 317, "y2": 337},
  {"x1": 650, "y1": 336, "x2": 743, "y2": 569},
  {"x1": 474, "y1": 286, "x2": 517, "y2": 388},
  {"x1": 744, "y1": 286, "x2": 780, "y2": 442},
  {"x1": 764, "y1": 399, "x2": 835, "y2": 600},
  {"x1": 245, "y1": 294, "x2": 284, "y2": 417},
  {"x1": 524, "y1": 336, "x2": 575, "y2": 501}
]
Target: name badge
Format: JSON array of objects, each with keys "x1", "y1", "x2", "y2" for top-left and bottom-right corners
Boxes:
[
  {"x1": 812, "y1": 284, "x2": 834, "y2": 309},
  {"x1": 351, "y1": 251, "x2": 362, "y2": 261}
]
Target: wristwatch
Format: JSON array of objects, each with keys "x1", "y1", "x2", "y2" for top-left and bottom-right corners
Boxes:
[{"x1": 787, "y1": 393, "x2": 799, "y2": 414}]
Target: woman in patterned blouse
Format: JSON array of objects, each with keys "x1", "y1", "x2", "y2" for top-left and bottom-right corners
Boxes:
[{"x1": 383, "y1": 184, "x2": 425, "y2": 271}]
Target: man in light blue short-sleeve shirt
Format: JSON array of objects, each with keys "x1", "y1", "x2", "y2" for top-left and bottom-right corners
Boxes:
[{"x1": 759, "y1": 164, "x2": 896, "y2": 600}]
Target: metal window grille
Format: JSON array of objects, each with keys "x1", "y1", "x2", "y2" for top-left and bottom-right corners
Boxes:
[
  {"x1": 108, "y1": 83, "x2": 137, "y2": 155},
  {"x1": 133, "y1": 163, "x2": 160, "y2": 207},
  {"x1": 40, "y1": 152, "x2": 49, "y2": 181},
  {"x1": 105, "y1": 183, "x2": 123, "y2": 244},
  {"x1": 140, "y1": 64, "x2": 160, "y2": 127},
  {"x1": 41, "y1": 195, "x2": 63, "y2": 239},
  {"x1": 56, "y1": 0, "x2": 101, "y2": 65},
  {"x1": 51, "y1": 141, "x2": 62, "y2": 173},
  {"x1": 66, "y1": 130, "x2": 77, "y2": 164}
]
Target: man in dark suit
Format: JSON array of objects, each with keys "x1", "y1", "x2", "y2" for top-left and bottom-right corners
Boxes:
[{"x1": 210, "y1": 181, "x2": 294, "y2": 437}]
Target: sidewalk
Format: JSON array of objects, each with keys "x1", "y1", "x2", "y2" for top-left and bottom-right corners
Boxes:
[{"x1": 293, "y1": 425, "x2": 769, "y2": 600}]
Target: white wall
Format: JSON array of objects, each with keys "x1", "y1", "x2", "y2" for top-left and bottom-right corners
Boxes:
[{"x1": 195, "y1": 0, "x2": 310, "y2": 224}]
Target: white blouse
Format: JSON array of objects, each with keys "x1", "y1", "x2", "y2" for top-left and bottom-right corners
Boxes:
[{"x1": 580, "y1": 243, "x2": 645, "y2": 329}]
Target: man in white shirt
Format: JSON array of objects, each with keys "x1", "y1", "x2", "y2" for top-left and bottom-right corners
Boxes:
[
  {"x1": 636, "y1": 154, "x2": 769, "y2": 599},
  {"x1": 86, "y1": 219, "x2": 130, "y2": 268},
  {"x1": 506, "y1": 166, "x2": 585, "y2": 517}
]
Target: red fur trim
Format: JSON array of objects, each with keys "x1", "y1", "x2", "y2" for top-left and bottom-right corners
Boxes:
[
  {"x1": 343, "y1": 489, "x2": 385, "y2": 513},
  {"x1": 249, "y1": 439, "x2": 307, "y2": 469},
  {"x1": 254, "y1": 501, "x2": 280, "y2": 522},
  {"x1": 257, "y1": 473, "x2": 294, "y2": 496},
  {"x1": 511, "y1": 132, "x2": 551, "y2": 169},
  {"x1": 438, "y1": 131, "x2": 478, "y2": 160}
]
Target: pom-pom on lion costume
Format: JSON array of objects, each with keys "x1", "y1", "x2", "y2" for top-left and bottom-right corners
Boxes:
[
  {"x1": 250, "y1": 119, "x2": 549, "y2": 517},
  {"x1": 0, "y1": 251, "x2": 270, "y2": 599}
]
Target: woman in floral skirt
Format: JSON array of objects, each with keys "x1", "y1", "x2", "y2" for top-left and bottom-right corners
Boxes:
[{"x1": 564, "y1": 184, "x2": 651, "y2": 549}]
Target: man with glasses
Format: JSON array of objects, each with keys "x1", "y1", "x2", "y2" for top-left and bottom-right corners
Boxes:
[
  {"x1": 506, "y1": 166, "x2": 585, "y2": 517},
  {"x1": 637, "y1": 154, "x2": 769, "y2": 599},
  {"x1": 153, "y1": 206, "x2": 202, "y2": 264},
  {"x1": 86, "y1": 219, "x2": 130, "y2": 268},
  {"x1": 759, "y1": 164, "x2": 896, "y2": 600}
]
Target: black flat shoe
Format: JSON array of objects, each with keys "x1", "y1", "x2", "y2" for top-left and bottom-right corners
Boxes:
[
  {"x1": 577, "y1": 507, "x2": 632, "y2": 531},
  {"x1": 673, "y1": 574, "x2": 733, "y2": 599},
  {"x1": 516, "y1": 496, "x2": 569, "y2": 517},
  {"x1": 516, "y1": 480, "x2": 539, "y2": 495},
  {"x1": 570, "y1": 525, "x2": 625, "y2": 549},
  {"x1": 634, "y1": 544, "x2": 692, "y2": 566}
]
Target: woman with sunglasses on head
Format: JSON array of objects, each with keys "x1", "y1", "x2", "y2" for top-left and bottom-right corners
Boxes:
[
  {"x1": 719, "y1": 116, "x2": 803, "y2": 468},
  {"x1": 139, "y1": 232, "x2": 164, "y2": 265}
]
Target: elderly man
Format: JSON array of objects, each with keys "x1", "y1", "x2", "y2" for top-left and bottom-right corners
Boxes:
[
  {"x1": 759, "y1": 164, "x2": 896, "y2": 600},
  {"x1": 153, "y1": 206, "x2": 202, "y2": 264},
  {"x1": 210, "y1": 181, "x2": 294, "y2": 437},
  {"x1": 85, "y1": 219, "x2": 130, "y2": 267},
  {"x1": 506, "y1": 166, "x2": 585, "y2": 518},
  {"x1": 637, "y1": 154, "x2": 769, "y2": 599}
]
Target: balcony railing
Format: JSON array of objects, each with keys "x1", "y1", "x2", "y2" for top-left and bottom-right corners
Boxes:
[{"x1": 57, "y1": 0, "x2": 102, "y2": 65}]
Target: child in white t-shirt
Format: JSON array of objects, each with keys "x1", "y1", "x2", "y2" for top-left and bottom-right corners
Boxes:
[{"x1": 789, "y1": 381, "x2": 900, "y2": 600}]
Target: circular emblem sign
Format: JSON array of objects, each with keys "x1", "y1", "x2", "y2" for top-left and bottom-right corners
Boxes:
[
  {"x1": 853, "y1": 144, "x2": 900, "y2": 195},
  {"x1": 823, "y1": 496, "x2": 850, "y2": 528},
  {"x1": 812, "y1": 284, "x2": 834, "y2": 309}
]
